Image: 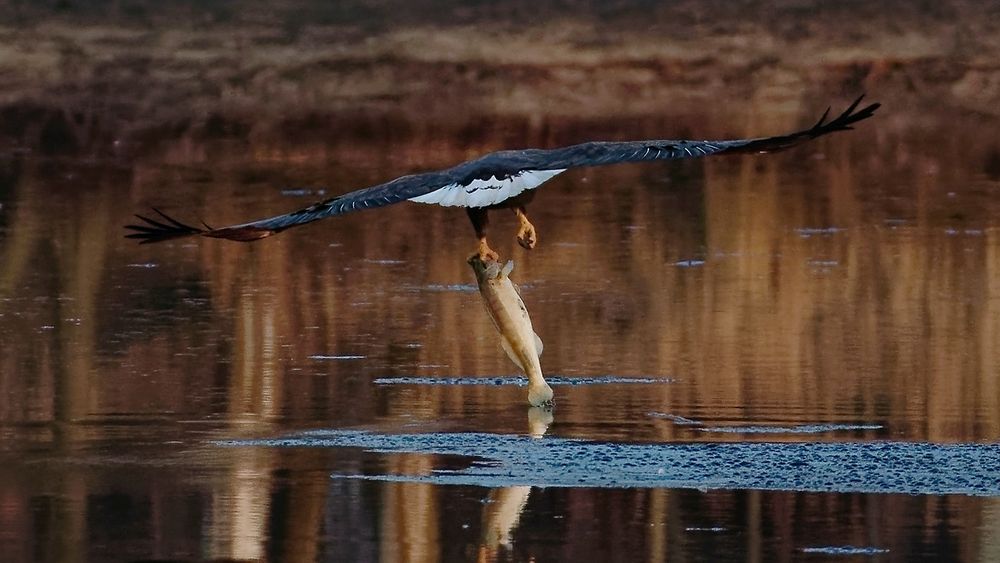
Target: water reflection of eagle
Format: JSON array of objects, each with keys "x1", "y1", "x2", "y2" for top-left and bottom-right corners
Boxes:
[{"x1": 127, "y1": 96, "x2": 879, "y2": 260}]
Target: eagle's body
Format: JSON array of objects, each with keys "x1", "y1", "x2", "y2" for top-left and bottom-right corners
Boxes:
[{"x1": 126, "y1": 96, "x2": 879, "y2": 258}]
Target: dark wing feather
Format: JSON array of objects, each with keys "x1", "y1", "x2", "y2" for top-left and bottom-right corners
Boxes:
[
  {"x1": 124, "y1": 169, "x2": 456, "y2": 243},
  {"x1": 125, "y1": 95, "x2": 879, "y2": 244},
  {"x1": 514, "y1": 95, "x2": 880, "y2": 170},
  {"x1": 125, "y1": 209, "x2": 204, "y2": 240}
]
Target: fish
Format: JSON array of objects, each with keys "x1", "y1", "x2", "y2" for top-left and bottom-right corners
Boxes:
[{"x1": 468, "y1": 256, "x2": 553, "y2": 406}]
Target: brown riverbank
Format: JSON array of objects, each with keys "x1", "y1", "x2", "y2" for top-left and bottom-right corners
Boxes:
[{"x1": 1, "y1": 0, "x2": 999, "y2": 157}]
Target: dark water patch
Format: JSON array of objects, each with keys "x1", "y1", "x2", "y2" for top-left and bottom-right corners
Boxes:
[
  {"x1": 372, "y1": 375, "x2": 675, "y2": 386},
  {"x1": 218, "y1": 430, "x2": 1000, "y2": 496}
]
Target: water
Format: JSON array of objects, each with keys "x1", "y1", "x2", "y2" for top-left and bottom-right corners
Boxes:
[
  {"x1": 3, "y1": 7, "x2": 1000, "y2": 562},
  {"x1": 5, "y1": 110, "x2": 999, "y2": 562}
]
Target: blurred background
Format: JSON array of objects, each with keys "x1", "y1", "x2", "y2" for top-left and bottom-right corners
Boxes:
[{"x1": 2, "y1": 1, "x2": 1000, "y2": 562}]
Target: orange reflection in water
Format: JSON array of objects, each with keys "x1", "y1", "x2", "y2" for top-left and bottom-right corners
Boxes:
[{"x1": 1, "y1": 100, "x2": 1000, "y2": 561}]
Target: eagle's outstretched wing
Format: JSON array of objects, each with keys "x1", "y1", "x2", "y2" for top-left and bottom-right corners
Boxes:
[
  {"x1": 125, "y1": 170, "x2": 460, "y2": 243},
  {"x1": 125, "y1": 95, "x2": 879, "y2": 244},
  {"x1": 522, "y1": 94, "x2": 880, "y2": 168}
]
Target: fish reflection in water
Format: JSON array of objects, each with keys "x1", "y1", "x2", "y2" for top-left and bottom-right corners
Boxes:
[
  {"x1": 468, "y1": 256, "x2": 553, "y2": 406},
  {"x1": 478, "y1": 407, "x2": 552, "y2": 562}
]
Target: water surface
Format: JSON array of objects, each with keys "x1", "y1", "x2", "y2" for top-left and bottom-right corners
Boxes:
[{"x1": 2, "y1": 85, "x2": 1000, "y2": 562}]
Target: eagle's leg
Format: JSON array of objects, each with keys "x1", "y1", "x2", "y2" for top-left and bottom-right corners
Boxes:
[
  {"x1": 467, "y1": 207, "x2": 500, "y2": 262},
  {"x1": 513, "y1": 205, "x2": 537, "y2": 250}
]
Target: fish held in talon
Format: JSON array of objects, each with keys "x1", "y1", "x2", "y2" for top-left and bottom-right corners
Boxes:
[{"x1": 468, "y1": 256, "x2": 553, "y2": 407}]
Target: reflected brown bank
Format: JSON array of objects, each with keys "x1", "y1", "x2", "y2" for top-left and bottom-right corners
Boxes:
[{"x1": 2, "y1": 96, "x2": 1000, "y2": 561}]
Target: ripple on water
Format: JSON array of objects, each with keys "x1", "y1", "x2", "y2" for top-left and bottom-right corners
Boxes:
[
  {"x1": 373, "y1": 375, "x2": 675, "y2": 386},
  {"x1": 795, "y1": 227, "x2": 845, "y2": 237},
  {"x1": 696, "y1": 423, "x2": 883, "y2": 434},
  {"x1": 800, "y1": 546, "x2": 890, "y2": 555},
  {"x1": 645, "y1": 415, "x2": 882, "y2": 434},
  {"x1": 417, "y1": 284, "x2": 479, "y2": 292},
  {"x1": 309, "y1": 355, "x2": 367, "y2": 360},
  {"x1": 217, "y1": 430, "x2": 1000, "y2": 496},
  {"x1": 648, "y1": 412, "x2": 704, "y2": 425}
]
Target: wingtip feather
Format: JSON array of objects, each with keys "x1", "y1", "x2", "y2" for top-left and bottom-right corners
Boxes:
[
  {"x1": 123, "y1": 208, "x2": 206, "y2": 243},
  {"x1": 812, "y1": 109, "x2": 829, "y2": 130}
]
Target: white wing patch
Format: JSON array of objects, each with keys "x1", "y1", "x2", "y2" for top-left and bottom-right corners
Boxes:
[{"x1": 408, "y1": 169, "x2": 565, "y2": 208}]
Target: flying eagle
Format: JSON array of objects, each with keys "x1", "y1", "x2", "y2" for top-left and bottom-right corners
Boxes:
[{"x1": 126, "y1": 96, "x2": 879, "y2": 259}]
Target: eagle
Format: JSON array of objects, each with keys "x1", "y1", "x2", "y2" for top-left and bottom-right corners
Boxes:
[{"x1": 126, "y1": 96, "x2": 879, "y2": 260}]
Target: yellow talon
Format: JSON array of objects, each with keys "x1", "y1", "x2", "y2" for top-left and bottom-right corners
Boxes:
[
  {"x1": 476, "y1": 239, "x2": 500, "y2": 262},
  {"x1": 514, "y1": 207, "x2": 537, "y2": 250}
]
